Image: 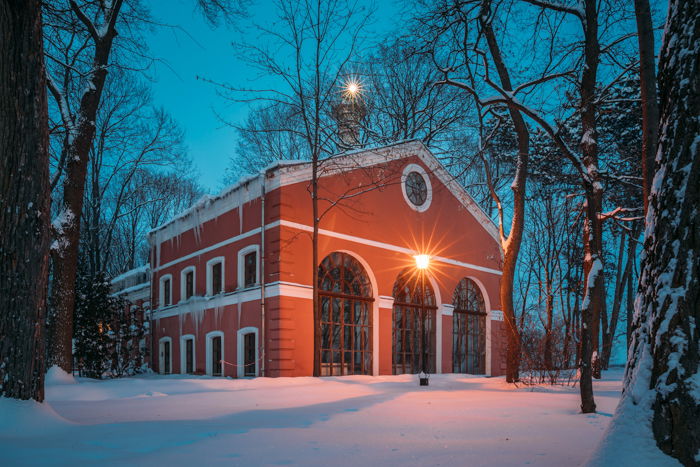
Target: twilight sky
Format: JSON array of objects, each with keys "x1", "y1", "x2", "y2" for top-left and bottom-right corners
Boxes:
[{"x1": 144, "y1": 0, "x2": 402, "y2": 192}]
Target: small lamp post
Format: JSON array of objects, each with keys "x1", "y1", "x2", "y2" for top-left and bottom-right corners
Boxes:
[{"x1": 414, "y1": 254, "x2": 430, "y2": 386}]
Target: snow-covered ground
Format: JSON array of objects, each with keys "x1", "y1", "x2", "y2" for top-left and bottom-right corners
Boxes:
[{"x1": 0, "y1": 368, "x2": 675, "y2": 466}]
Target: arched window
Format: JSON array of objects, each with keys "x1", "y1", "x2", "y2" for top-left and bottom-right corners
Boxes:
[
  {"x1": 318, "y1": 252, "x2": 373, "y2": 376},
  {"x1": 392, "y1": 268, "x2": 436, "y2": 374},
  {"x1": 452, "y1": 278, "x2": 486, "y2": 374}
]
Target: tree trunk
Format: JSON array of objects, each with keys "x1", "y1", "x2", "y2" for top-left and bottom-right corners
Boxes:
[
  {"x1": 480, "y1": 0, "x2": 529, "y2": 383},
  {"x1": 312, "y1": 157, "x2": 321, "y2": 377},
  {"x1": 48, "y1": 6, "x2": 122, "y2": 371},
  {"x1": 0, "y1": 0, "x2": 50, "y2": 401},
  {"x1": 624, "y1": 0, "x2": 699, "y2": 463},
  {"x1": 634, "y1": 0, "x2": 660, "y2": 214},
  {"x1": 543, "y1": 280, "x2": 554, "y2": 371}
]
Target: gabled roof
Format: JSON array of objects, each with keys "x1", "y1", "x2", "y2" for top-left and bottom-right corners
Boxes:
[{"x1": 149, "y1": 140, "x2": 499, "y2": 246}]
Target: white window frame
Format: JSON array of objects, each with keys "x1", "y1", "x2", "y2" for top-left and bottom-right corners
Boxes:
[
  {"x1": 158, "y1": 336, "x2": 173, "y2": 375},
  {"x1": 237, "y1": 245, "x2": 260, "y2": 289},
  {"x1": 180, "y1": 334, "x2": 196, "y2": 374},
  {"x1": 180, "y1": 266, "x2": 196, "y2": 302},
  {"x1": 206, "y1": 256, "x2": 226, "y2": 296},
  {"x1": 236, "y1": 326, "x2": 259, "y2": 378},
  {"x1": 205, "y1": 330, "x2": 225, "y2": 377},
  {"x1": 159, "y1": 274, "x2": 173, "y2": 308},
  {"x1": 401, "y1": 163, "x2": 433, "y2": 213}
]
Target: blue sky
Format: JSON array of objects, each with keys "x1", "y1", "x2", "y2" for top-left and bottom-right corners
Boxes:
[{"x1": 144, "y1": 0, "x2": 401, "y2": 192}]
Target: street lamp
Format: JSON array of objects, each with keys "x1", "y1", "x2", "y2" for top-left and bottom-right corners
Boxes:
[{"x1": 414, "y1": 254, "x2": 431, "y2": 386}]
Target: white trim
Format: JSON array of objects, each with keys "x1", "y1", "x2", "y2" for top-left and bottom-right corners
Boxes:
[
  {"x1": 152, "y1": 281, "x2": 314, "y2": 318},
  {"x1": 237, "y1": 244, "x2": 260, "y2": 289},
  {"x1": 277, "y1": 219, "x2": 502, "y2": 276},
  {"x1": 150, "y1": 141, "x2": 501, "y2": 270},
  {"x1": 378, "y1": 295, "x2": 394, "y2": 309},
  {"x1": 206, "y1": 256, "x2": 226, "y2": 296},
  {"x1": 205, "y1": 330, "x2": 225, "y2": 377},
  {"x1": 158, "y1": 336, "x2": 173, "y2": 375},
  {"x1": 440, "y1": 304, "x2": 455, "y2": 316},
  {"x1": 180, "y1": 334, "x2": 196, "y2": 374},
  {"x1": 236, "y1": 327, "x2": 259, "y2": 378},
  {"x1": 159, "y1": 274, "x2": 172, "y2": 307},
  {"x1": 154, "y1": 228, "x2": 261, "y2": 272},
  {"x1": 152, "y1": 218, "x2": 501, "y2": 278},
  {"x1": 180, "y1": 266, "x2": 197, "y2": 302},
  {"x1": 401, "y1": 163, "x2": 433, "y2": 212}
]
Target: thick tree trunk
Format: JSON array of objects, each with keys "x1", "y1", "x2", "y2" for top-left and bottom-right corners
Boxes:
[
  {"x1": 48, "y1": 5, "x2": 122, "y2": 371},
  {"x1": 576, "y1": 0, "x2": 603, "y2": 412},
  {"x1": 634, "y1": 0, "x2": 660, "y2": 214},
  {"x1": 623, "y1": 0, "x2": 699, "y2": 464},
  {"x1": 0, "y1": 0, "x2": 50, "y2": 401}
]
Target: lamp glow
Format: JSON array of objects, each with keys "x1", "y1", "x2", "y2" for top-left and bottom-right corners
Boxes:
[
  {"x1": 341, "y1": 78, "x2": 363, "y2": 101},
  {"x1": 414, "y1": 254, "x2": 430, "y2": 270}
]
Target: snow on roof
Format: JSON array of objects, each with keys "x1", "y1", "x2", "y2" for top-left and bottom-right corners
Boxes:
[
  {"x1": 111, "y1": 264, "x2": 150, "y2": 284},
  {"x1": 147, "y1": 140, "x2": 499, "y2": 248},
  {"x1": 148, "y1": 159, "x2": 308, "y2": 238}
]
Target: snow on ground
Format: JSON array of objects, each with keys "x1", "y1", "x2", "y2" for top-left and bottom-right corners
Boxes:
[{"x1": 0, "y1": 368, "x2": 673, "y2": 466}]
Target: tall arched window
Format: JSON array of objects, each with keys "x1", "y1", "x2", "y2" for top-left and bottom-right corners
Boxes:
[
  {"x1": 392, "y1": 269, "x2": 437, "y2": 374},
  {"x1": 452, "y1": 278, "x2": 486, "y2": 374},
  {"x1": 318, "y1": 252, "x2": 373, "y2": 376}
]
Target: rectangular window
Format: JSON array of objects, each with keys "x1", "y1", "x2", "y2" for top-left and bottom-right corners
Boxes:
[
  {"x1": 244, "y1": 252, "x2": 257, "y2": 287},
  {"x1": 212, "y1": 262, "x2": 223, "y2": 295},
  {"x1": 185, "y1": 339, "x2": 194, "y2": 374},
  {"x1": 185, "y1": 270, "x2": 194, "y2": 299},
  {"x1": 163, "y1": 278, "x2": 171, "y2": 307}
]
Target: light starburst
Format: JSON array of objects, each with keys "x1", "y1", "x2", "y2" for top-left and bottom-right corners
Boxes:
[{"x1": 341, "y1": 77, "x2": 363, "y2": 101}]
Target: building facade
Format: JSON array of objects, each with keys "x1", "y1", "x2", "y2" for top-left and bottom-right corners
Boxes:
[{"x1": 149, "y1": 140, "x2": 506, "y2": 378}]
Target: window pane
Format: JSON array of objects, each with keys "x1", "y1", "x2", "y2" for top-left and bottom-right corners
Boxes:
[
  {"x1": 212, "y1": 262, "x2": 222, "y2": 294},
  {"x1": 244, "y1": 252, "x2": 256, "y2": 287},
  {"x1": 186, "y1": 271, "x2": 194, "y2": 298},
  {"x1": 163, "y1": 279, "x2": 171, "y2": 306}
]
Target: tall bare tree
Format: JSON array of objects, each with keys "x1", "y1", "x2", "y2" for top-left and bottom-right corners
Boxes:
[
  {"x1": 44, "y1": 0, "x2": 242, "y2": 371},
  {"x1": 415, "y1": 0, "x2": 531, "y2": 382},
  {"x1": 44, "y1": 0, "x2": 126, "y2": 371},
  {"x1": 217, "y1": 0, "x2": 373, "y2": 376},
  {"x1": 0, "y1": 0, "x2": 50, "y2": 401}
]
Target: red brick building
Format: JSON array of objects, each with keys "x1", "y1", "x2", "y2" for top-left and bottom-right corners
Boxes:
[{"x1": 149, "y1": 140, "x2": 506, "y2": 378}]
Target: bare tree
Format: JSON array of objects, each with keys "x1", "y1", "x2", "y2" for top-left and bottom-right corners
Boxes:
[
  {"x1": 215, "y1": 0, "x2": 377, "y2": 376},
  {"x1": 44, "y1": 0, "x2": 126, "y2": 372},
  {"x1": 415, "y1": 0, "x2": 531, "y2": 383},
  {"x1": 0, "y1": 0, "x2": 50, "y2": 401},
  {"x1": 621, "y1": 0, "x2": 699, "y2": 463},
  {"x1": 44, "y1": 0, "x2": 242, "y2": 371}
]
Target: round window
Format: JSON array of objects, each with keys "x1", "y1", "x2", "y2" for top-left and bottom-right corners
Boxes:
[{"x1": 405, "y1": 171, "x2": 428, "y2": 207}]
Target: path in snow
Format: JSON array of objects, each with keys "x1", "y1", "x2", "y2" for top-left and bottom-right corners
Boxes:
[{"x1": 0, "y1": 368, "x2": 663, "y2": 466}]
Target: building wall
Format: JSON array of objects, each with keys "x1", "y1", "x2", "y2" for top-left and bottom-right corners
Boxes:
[{"x1": 148, "y1": 143, "x2": 506, "y2": 378}]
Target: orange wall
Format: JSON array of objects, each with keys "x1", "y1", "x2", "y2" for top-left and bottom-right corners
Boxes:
[{"x1": 149, "y1": 149, "x2": 506, "y2": 377}]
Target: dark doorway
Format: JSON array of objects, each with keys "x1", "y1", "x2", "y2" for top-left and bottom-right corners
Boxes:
[
  {"x1": 211, "y1": 336, "x2": 222, "y2": 376},
  {"x1": 244, "y1": 333, "x2": 256, "y2": 377},
  {"x1": 185, "y1": 338, "x2": 194, "y2": 374}
]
